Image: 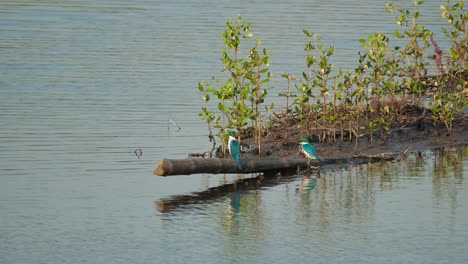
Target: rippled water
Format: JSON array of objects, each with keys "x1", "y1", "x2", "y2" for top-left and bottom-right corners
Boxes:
[
  {"x1": 1, "y1": 1, "x2": 466, "y2": 263},
  {"x1": 155, "y1": 147, "x2": 468, "y2": 263}
]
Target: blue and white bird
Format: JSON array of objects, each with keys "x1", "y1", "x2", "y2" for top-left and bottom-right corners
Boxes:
[
  {"x1": 228, "y1": 131, "x2": 242, "y2": 170},
  {"x1": 300, "y1": 137, "x2": 323, "y2": 162}
]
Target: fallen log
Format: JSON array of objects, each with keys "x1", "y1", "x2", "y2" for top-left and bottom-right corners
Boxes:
[
  {"x1": 154, "y1": 157, "x2": 322, "y2": 176},
  {"x1": 153, "y1": 150, "x2": 407, "y2": 176}
]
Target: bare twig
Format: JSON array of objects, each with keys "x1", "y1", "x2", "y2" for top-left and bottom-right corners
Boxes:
[
  {"x1": 429, "y1": 36, "x2": 445, "y2": 75},
  {"x1": 208, "y1": 131, "x2": 216, "y2": 158},
  {"x1": 188, "y1": 149, "x2": 213, "y2": 158},
  {"x1": 134, "y1": 145, "x2": 142, "y2": 159}
]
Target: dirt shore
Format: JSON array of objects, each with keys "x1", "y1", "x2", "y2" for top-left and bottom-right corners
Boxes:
[{"x1": 239, "y1": 112, "x2": 468, "y2": 161}]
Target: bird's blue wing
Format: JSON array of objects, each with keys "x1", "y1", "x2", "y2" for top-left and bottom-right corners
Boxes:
[
  {"x1": 230, "y1": 139, "x2": 241, "y2": 160},
  {"x1": 302, "y1": 143, "x2": 318, "y2": 159},
  {"x1": 230, "y1": 139, "x2": 242, "y2": 169}
]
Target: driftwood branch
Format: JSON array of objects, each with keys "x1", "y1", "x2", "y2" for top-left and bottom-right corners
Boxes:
[
  {"x1": 353, "y1": 152, "x2": 401, "y2": 162},
  {"x1": 154, "y1": 157, "x2": 321, "y2": 176}
]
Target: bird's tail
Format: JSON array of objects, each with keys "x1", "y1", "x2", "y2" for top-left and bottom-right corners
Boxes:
[{"x1": 236, "y1": 159, "x2": 243, "y2": 170}]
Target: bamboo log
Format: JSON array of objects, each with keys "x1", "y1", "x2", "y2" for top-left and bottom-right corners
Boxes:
[{"x1": 154, "y1": 157, "x2": 321, "y2": 176}]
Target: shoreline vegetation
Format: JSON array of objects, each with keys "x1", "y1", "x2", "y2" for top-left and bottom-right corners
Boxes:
[{"x1": 197, "y1": 1, "x2": 467, "y2": 163}]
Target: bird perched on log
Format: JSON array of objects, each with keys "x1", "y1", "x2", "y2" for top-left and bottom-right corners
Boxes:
[
  {"x1": 228, "y1": 131, "x2": 242, "y2": 170},
  {"x1": 299, "y1": 137, "x2": 323, "y2": 162}
]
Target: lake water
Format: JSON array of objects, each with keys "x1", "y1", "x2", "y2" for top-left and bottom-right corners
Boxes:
[{"x1": 1, "y1": 1, "x2": 467, "y2": 263}]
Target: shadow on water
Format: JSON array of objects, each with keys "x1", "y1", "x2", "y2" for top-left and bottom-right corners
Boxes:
[{"x1": 155, "y1": 146, "x2": 467, "y2": 215}]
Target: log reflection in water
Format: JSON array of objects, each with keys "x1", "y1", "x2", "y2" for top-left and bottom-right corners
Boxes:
[
  {"x1": 155, "y1": 170, "x2": 299, "y2": 213},
  {"x1": 156, "y1": 147, "x2": 467, "y2": 214}
]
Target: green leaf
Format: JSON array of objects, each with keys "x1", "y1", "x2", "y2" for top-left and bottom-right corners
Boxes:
[
  {"x1": 352, "y1": 87, "x2": 363, "y2": 97},
  {"x1": 302, "y1": 29, "x2": 311, "y2": 37},
  {"x1": 449, "y1": 47, "x2": 460, "y2": 59},
  {"x1": 242, "y1": 87, "x2": 250, "y2": 97},
  {"x1": 207, "y1": 87, "x2": 217, "y2": 93},
  {"x1": 226, "y1": 78, "x2": 233, "y2": 87},
  {"x1": 393, "y1": 30, "x2": 402, "y2": 38},
  {"x1": 218, "y1": 102, "x2": 224, "y2": 111},
  {"x1": 295, "y1": 105, "x2": 301, "y2": 114}
]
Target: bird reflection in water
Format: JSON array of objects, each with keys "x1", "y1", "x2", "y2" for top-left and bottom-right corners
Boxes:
[
  {"x1": 298, "y1": 174, "x2": 318, "y2": 194},
  {"x1": 228, "y1": 187, "x2": 242, "y2": 214}
]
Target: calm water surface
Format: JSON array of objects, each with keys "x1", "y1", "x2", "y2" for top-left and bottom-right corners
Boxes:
[{"x1": 1, "y1": 1, "x2": 467, "y2": 263}]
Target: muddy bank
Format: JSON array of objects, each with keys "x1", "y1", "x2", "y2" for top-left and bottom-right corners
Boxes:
[{"x1": 237, "y1": 111, "x2": 468, "y2": 162}]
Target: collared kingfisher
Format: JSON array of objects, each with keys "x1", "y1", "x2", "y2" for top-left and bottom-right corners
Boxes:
[
  {"x1": 300, "y1": 137, "x2": 322, "y2": 162},
  {"x1": 228, "y1": 131, "x2": 242, "y2": 170}
]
